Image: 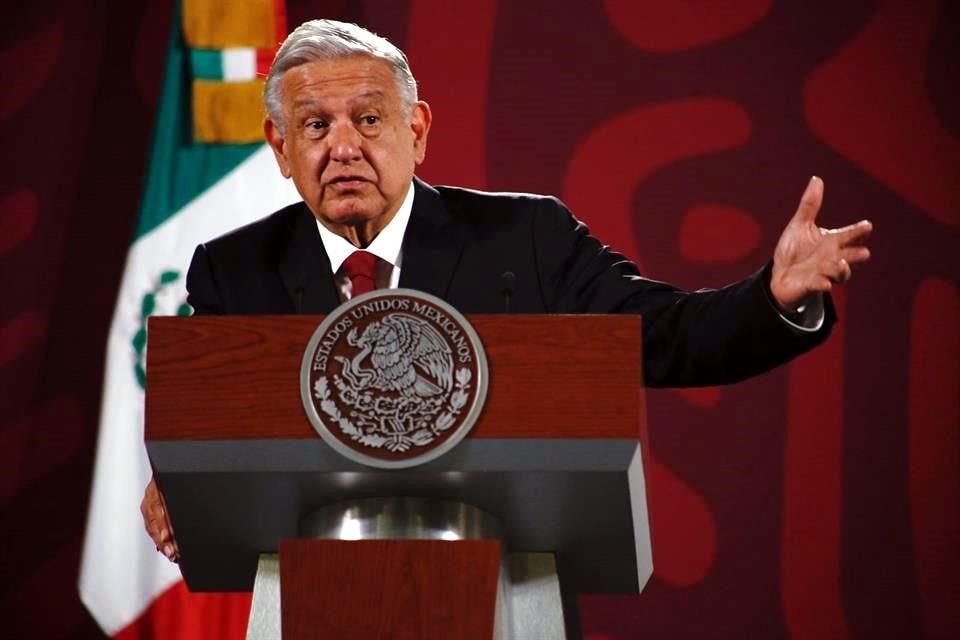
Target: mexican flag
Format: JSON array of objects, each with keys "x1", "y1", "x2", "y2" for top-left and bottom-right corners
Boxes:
[{"x1": 79, "y1": 1, "x2": 297, "y2": 636}]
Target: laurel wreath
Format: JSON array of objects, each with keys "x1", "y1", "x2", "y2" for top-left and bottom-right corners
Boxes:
[
  {"x1": 131, "y1": 269, "x2": 192, "y2": 389},
  {"x1": 313, "y1": 368, "x2": 472, "y2": 452}
]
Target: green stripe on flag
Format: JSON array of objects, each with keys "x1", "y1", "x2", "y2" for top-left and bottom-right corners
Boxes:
[
  {"x1": 189, "y1": 48, "x2": 223, "y2": 80},
  {"x1": 135, "y1": 0, "x2": 262, "y2": 240}
]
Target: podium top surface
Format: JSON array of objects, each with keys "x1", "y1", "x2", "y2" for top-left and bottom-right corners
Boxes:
[{"x1": 146, "y1": 314, "x2": 646, "y2": 441}]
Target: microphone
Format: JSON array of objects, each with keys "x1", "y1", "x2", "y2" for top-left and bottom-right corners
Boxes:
[{"x1": 500, "y1": 271, "x2": 515, "y2": 313}]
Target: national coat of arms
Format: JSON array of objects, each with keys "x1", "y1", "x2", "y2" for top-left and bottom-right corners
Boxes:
[{"x1": 300, "y1": 289, "x2": 488, "y2": 468}]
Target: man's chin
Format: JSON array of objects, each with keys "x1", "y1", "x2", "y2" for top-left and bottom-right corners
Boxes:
[
  {"x1": 338, "y1": 215, "x2": 373, "y2": 227},
  {"x1": 315, "y1": 204, "x2": 381, "y2": 229}
]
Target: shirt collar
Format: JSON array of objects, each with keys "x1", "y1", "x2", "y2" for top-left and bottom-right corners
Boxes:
[{"x1": 315, "y1": 181, "x2": 414, "y2": 273}]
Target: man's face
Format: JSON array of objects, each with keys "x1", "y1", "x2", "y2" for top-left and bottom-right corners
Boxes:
[{"x1": 265, "y1": 56, "x2": 431, "y2": 241}]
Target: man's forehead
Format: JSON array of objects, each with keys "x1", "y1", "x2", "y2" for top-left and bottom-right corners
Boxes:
[
  {"x1": 283, "y1": 56, "x2": 393, "y2": 85},
  {"x1": 291, "y1": 90, "x2": 387, "y2": 110},
  {"x1": 282, "y1": 58, "x2": 398, "y2": 104}
]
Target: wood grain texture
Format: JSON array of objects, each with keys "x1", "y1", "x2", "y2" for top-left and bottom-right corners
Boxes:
[
  {"x1": 279, "y1": 539, "x2": 501, "y2": 640},
  {"x1": 146, "y1": 315, "x2": 645, "y2": 441}
]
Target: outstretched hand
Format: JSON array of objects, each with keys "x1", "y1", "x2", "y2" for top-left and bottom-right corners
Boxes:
[
  {"x1": 141, "y1": 477, "x2": 180, "y2": 563},
  {"x1": 770, "y1": 177, "x2": 873, "y2": 311}
]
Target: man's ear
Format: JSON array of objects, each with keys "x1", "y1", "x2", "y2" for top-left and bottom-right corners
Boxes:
[
  {"x1": 264, "y1": 118, "x2": 292, "y2": 178},
  {"x1": 410, "y1": 101, "x2": 432, "y2": 166}
]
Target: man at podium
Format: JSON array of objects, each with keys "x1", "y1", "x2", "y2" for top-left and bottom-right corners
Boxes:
[{"x1": 143, "y1": 19, "x2": 872, "y2": 563}]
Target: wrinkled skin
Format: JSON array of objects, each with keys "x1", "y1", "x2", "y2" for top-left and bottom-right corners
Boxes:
[
  {"x1": 141, "y1": 477, "x2": 178, "y2": 562},
  {"x1": 770, "y1": 176, "x2": 872, "y2": 310}
]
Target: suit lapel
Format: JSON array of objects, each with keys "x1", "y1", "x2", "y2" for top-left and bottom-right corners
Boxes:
[
  {"x1": 398, "y1": 178, "x2": 464, "y2": 298},
  {"x1": 277, "y1": 204, "x2": 341, "y2": 314},
  {"x1": 277, "y1": 180, "x2": 463, "y2": 312}
]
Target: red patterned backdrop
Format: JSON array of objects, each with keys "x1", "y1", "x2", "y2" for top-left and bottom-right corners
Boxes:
[{"x1": 1, "y1": 1, "x2": 956, "y2": 638}]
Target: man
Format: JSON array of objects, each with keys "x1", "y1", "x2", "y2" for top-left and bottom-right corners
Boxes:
[{"x1": 143, "y1": 19, "x2": 872, "y2": 561}]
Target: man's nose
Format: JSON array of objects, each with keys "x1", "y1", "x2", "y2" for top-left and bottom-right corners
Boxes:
[{"x1": 328, "y1": 122, "x2": 362, "y2": 163}]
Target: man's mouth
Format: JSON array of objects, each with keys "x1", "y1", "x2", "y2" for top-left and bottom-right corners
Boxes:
[{"x1": 328, "y1": 175, "x2": 370, "y2": 190}]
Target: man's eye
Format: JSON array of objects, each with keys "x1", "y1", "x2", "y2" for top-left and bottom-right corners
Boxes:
[
  {"x1": 360, "y1": 115, "x2": 380, "y2": 125},
  {"x1": 307, "y1": 120, "x2": 328, "y2": 130}
]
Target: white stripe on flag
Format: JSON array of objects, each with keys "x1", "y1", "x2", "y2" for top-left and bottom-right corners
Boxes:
[
  {"x1": 79, "y1": 145, "x2": 300, "y2": 634},
  {"x1": 222, "y1": 47, "x2": 258, "y2": 82}
]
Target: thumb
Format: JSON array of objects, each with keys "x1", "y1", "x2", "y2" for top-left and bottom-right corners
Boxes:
[{"x1": 793, "y1": 176, "x2": 824, "y2": 225}]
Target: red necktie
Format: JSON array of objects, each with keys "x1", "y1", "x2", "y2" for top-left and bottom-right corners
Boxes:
[{"x1": 341, "y1": 250, "x2": 379, "y2": 298}]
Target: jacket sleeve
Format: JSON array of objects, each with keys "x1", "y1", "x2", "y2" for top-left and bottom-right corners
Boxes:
[
  {"x1": 185, "y1": 244, "x2": 226, "y2": 316},
  {"x1": 531, "y1": 197, "x2": 835, "y2": 388}
]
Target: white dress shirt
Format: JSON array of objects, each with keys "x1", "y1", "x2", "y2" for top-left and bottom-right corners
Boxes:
[{"x1": 315, "y1": 181, "x2": 414, "y2": 301}]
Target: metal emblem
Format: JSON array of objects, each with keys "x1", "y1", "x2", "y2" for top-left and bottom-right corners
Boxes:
[{"x1": 300, "y1": 289, "x2": 489, "y2": 468}]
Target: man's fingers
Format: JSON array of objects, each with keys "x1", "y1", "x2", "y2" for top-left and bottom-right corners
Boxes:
[
  {"x1": 840, "y1": 245, "x2": 871, "y2": 265},
  {"x1": 146, "y1": 517, "x2": 168, "y2": 541},
  {"x1": 793, "y1": 176, "x2": 823, "y2": 225},
  {"x1": 143, "y1": 481, "x2": 166, "y2": 524},
  {"x1": 831, "y1": 258, "x2": 852, "y2": 283},
  {"x1": 141, "y1": 477, "x2": 178, "y2": 560},
  {"x1": 146, "y1": 498, "x2": 164, "y2": 521},
  {"x1": 141, "y1": 482, "x2": 157, "y2": 526},
  {"x1": 825, "y1": 219, "x2": 873, "y2": 246}
]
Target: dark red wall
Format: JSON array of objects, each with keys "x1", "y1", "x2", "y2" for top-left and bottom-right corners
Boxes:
[{"x1": 1, "y1": 1, "x2": 956, "y2": 638}]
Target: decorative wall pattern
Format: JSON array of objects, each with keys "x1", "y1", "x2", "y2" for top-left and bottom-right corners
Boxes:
[{"x1": 0, "y1": 1, "x2": 955, "y2": 637}]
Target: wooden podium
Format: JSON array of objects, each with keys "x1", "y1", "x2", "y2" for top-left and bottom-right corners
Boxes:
[{"x1": 146, "y1": 315, "x2": 652, "y2": 639}]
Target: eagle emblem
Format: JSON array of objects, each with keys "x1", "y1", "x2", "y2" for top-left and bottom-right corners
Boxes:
[
  {"x1": 335, "y1": 313, "x2": 453, "y2": 399},
  {"x1": 301, "y1": 290, "x2": 488, "y2": 468}
]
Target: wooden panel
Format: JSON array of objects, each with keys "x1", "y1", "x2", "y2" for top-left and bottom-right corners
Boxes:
[
  {"x1": 280, "y1": 539, "x2": 500, "y2": 640},
  {"x1": 146, "y1": 315, "x2": 644, "y2": 440}
]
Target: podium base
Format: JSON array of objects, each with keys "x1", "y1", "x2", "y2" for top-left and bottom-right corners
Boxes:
[
  {"x1": 247, "y1": 554, "x2": 281, "y2": 639},
  {"x1": 245, "y1": 551, "x2": 567, "y2": 640},
  {"x1": 245, "y1": 498, "x2": 568, "y2": 639}
]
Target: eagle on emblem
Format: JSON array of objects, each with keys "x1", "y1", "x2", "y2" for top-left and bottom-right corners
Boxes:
[{"x1": 335, "y1": 313, "x2": 454, "y2": 398}]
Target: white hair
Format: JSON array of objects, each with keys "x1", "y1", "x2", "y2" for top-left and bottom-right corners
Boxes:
[{"x1": 264, "y1": 19, "x2": 418, "y2": 134}]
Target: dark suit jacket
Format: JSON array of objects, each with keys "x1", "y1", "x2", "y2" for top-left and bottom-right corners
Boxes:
[{"x1": 186, "y1": 178, "x2": 833, "y2": 387}]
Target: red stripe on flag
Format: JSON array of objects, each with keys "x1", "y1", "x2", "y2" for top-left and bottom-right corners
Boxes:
[
  {"x1": 256, "y1": 49, "x2": 275, "y2": 77},
  {"x1": 255, "y1": 0, "x2": 286, "y2": 77},
  {"x1": 113, "y1": 581, "x2": 251, "y2": 640},
  {"x1": 272, "y1": 0, "x2": 287, "y2": 45}
]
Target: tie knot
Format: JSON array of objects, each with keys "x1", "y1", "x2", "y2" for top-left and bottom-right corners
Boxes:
[{"x1": 341, "y1": 250, "x2": 379, "y2": 298}]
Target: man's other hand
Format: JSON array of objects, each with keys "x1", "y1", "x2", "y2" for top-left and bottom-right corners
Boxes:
[
  {"x1": 141, "y1": 477, "x2": 180, "y2": 563},
  {"x1": 771, "y1": 176, "x2": 873, "y2": 311}
]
